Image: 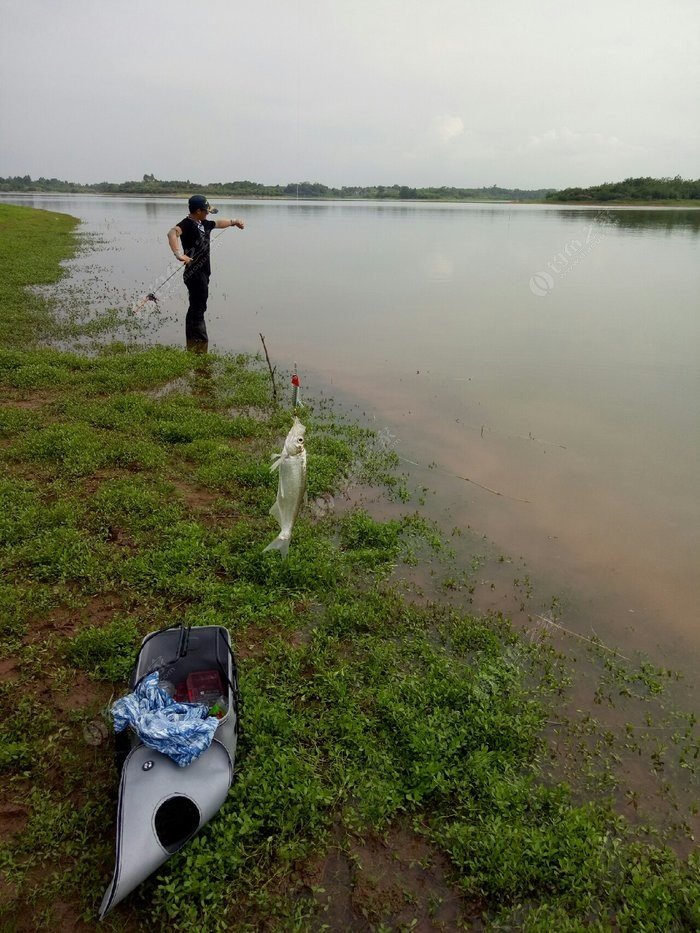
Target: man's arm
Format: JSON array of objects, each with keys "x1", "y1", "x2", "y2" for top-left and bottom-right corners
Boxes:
[
  {"x1": 167, "y1": 224, "x2": 190, "y2": 263},
  {"x1": 214, "y1": 218, "x2": 245, "y2": 230}
]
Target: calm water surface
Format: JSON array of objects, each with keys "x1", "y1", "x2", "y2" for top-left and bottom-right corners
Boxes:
[{"x1": 5, "y1": 195, "x2": 700, "y2": 673}]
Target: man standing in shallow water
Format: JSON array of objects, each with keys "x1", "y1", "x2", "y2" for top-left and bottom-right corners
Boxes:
[{"x1": 167, "y1": 195, "x2": 245, "y2": 352}]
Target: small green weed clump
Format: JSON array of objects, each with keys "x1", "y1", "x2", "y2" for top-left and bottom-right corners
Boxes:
[{"x1": 65, "y1": 617, "x2": 142, "y2": 682}]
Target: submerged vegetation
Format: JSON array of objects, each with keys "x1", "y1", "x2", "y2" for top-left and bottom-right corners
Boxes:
[{"x1": 0, "y1": 204, "x2": 698, "y2": 930}]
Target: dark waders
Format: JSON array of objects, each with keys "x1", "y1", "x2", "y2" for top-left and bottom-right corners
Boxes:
[{"x1": 184, "y1": 268, "x2": 209, "y2": 353}]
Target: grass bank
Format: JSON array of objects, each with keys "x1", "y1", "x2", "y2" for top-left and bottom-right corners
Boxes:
[
  {"x1": 0, "y1": 204, "x2": 698, "y2": 931},
  {"x1": 0, "y1": 204, "x2": 80, "y2": 346}
]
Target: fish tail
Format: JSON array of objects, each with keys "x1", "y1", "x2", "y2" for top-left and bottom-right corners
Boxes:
[{"x1": 262, "y1": 535, "x2": 290, "y2": 558}]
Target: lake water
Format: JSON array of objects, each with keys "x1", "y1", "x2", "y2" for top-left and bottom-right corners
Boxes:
[{"x1": 4, "y1": 194, "x2": 700, "y2": 675}]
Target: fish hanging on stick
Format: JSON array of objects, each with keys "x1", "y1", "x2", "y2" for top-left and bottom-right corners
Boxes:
[{"x1": 263, "y1": 417, "x2": 307, "y2": 558}]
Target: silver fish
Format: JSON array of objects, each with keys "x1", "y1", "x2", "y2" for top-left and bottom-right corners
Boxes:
[{"x1": 263, "y1": 417, "x2": 307, "y2": 557}]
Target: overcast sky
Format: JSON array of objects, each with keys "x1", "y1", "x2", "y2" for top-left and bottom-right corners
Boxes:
[{"x1": 1, "y1": 0, "x2": 698, "y2": 189}]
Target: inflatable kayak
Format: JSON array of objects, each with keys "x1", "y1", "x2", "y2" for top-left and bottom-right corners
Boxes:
[{"x1": 99, "y1": 624, "x2": 239, "y2": 918}]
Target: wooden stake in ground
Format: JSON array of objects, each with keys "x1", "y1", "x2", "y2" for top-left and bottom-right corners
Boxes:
[{"x1": 259, "y1": 333, "x2": 278, "y2": 405}]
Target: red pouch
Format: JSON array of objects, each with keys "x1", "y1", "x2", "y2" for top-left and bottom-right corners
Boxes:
[{"x1": 186, "y1": 670, "x2": 223, "y2": 706}]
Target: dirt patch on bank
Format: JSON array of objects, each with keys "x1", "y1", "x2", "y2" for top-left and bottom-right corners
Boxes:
[
  {"x1": 0, "y1": 657, "x2": 21, "y2": 682},
  {"x1": 0, "y1": 393, "x2": 53, "y2": 410},
  {"x1": 23, "y1": 593, "x2": 125, "y2": 645},
  {"x1": 291, "y1": 822, "x2": 475, "y2": 931},
  {"x1": 0, "y1": 799, "x2": 29, "y2": 837}
]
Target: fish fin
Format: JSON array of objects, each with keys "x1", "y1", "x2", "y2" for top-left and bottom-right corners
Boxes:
[
  {"x1": 269, "y1": 501, "x2": 282, "y2": 522},
  {"x1": 270, "y1": 455, "x2": 283, "y2": 472},
  {"x1": 262, "y1": 535, "x2": 290, "y2": 558}
]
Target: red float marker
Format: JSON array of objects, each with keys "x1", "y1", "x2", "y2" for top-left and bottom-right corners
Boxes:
[{"x1": 291, "y1": 366, "x2": 302, "y2": 409}]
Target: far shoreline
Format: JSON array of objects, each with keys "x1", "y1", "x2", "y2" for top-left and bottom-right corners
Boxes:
[{"x1": 2, "y1": 190, "x2": 699, "y2": 208}]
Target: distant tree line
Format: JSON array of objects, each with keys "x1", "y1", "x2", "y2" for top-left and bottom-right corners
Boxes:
[
  {"x1": 6, "y1": 174, "x2": 697, "y2": 202},
  {"x1": 0, "y1": 175, "x2": 553, "y2": 201},
  {"x1": 547, "y1": 176, "x2": 700, "y2": 202}
]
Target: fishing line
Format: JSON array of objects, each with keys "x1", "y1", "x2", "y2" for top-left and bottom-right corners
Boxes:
[
  {"x1": 288, "y1": 3, "x2": 303, "y2": 413},
  {"x1": 398, "y1": 455, "x2": 531, "y2": 504},
  {"x1": 131, "y1": 226, "x2": 233, "y2": 314}
]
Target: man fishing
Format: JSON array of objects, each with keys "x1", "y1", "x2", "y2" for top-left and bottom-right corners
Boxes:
[{"x1": 167, "y1": 195, "x2": 245, "y2": 352}]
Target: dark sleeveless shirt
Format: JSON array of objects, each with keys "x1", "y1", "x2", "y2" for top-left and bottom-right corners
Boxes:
[{"x1": 178, "y1": 217, "x2": 216, "y2": 278}]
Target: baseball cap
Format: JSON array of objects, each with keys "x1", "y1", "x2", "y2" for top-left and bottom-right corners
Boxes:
[{"x1": 188, "y1": 195, "x2": 219, "y2": 214}]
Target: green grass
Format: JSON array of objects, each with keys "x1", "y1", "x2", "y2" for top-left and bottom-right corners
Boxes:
[
  {"x1": 65, "y1": 617, "x2": 142, "y2": 682},
  {"x1": 0, "y1": 202, "x2": 698, "y2": 932},
  {"x1": 0, "y1": 203, "x2": 80, "y2": 345}
]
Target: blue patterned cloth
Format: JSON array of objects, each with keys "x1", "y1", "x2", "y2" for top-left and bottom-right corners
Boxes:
[{"x1": 111, "y1": 671, "x2": 219, "y2": 767}]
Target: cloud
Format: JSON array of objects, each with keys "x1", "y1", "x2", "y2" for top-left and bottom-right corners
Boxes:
[
  {"x1": 431, "y1": 114, "x2": 465, "y2": 145},
  {"x1": 519, "y1": 128, "x2": 623, "y2": 154},
  {"x1": 1, "y1": 1, "x2": 698, "y2": 188}
]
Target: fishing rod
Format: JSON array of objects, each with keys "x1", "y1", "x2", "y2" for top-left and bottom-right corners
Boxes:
[
  {"x1": 131, "y1": 262, "x2": 184, "y2": 314},
  {"x1": 131, "y1": 217, "x2": 232, "y2": 314}
]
